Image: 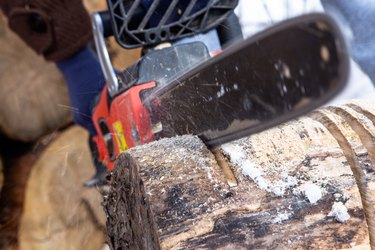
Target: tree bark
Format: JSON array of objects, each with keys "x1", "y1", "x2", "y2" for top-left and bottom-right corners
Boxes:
[
  {"x1": 18, "y1": 126, "x2": 106, "y2": 250},
  {"x1": 105, "y1": 100, "x2": 375, "y2": 249}
]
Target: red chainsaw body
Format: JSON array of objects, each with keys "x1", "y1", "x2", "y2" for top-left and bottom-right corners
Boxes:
[
  {"x1": 92, "y1": 82, "x2": 156, "y2": 171},
  {"x1": 91, "y1": 42, "x2": 213, "y2": 171}
]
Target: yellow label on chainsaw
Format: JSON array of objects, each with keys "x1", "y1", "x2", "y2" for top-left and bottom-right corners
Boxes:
[{"x1": 113, "y1": 121, "x2": 128, "y2": 152}]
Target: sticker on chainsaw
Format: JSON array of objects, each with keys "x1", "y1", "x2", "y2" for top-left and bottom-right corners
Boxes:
[{"x1": 113, "y1": 121, "x2": 128, "y2": 152}]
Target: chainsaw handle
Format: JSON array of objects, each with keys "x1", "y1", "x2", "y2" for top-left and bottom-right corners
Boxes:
[
  {"x1": 98, "y1": 11, "x2": 114, "y2": 38},
  {"x1": 92, "y1": 12, "x2": 118, "y2": 97}
]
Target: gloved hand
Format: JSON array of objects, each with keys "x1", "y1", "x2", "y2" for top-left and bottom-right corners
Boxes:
[{"x1": 0, "y1": 0, "x2": 92, "y2": 61}]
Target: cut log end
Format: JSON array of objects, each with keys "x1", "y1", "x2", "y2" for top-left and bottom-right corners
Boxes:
[{"x1": 18, "y1": 127, "x2": 106, "y2": 250}]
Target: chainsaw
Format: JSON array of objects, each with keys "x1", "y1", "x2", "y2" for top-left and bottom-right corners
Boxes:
[{"x1": 87, "y1": 0, "x2": 349, "y2": 186}]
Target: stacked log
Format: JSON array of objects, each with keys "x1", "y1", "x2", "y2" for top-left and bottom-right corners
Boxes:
[
  {"x1": 0, "y1": 2, "x2": 140, "y2": 142},
  {"x1": 0, "y1": 1, "x2": 141, "y2": 249},
  {"x1": 0, "y1": 156, "x2": 2, "y2": 193},
  {"x1": 18, "y1": 126, "x2": 106, "y2": 250},
  {"x1": 0, "y1": 15, "x2": 72, "y2": 243},
  {"x1": 0, "y1": 4, "x2": 144, "y2": 249},
  {"x1": 0, "y1": 138, "x2": 42, "y2": 249},
  {"x1": 105, "y1": 100, "x2": 375, "y2": 249},
  {"x1": 0, "y1": 15, "x2": 71, "y2": 142}
]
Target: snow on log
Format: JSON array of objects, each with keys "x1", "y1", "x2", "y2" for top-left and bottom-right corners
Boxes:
[
  {"x1": 105, "y1": 100, "x2": 375, "y2": 249},
  {"x1": 18, "y1": 126, "x2": 106, "y2": 250},
  {"x1": 0, "y1": 15, "x2": 71, "y2": 142}
]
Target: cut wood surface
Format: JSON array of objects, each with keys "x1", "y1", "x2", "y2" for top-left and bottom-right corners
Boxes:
[
  {"x1": 0, "y1": 15, "x2": 71, "y2": 142},
  {"x1": 18, "y1": 126, "x2": 106, "y2": 250},
  {"x1": 105, "y1": 100, "x2": 375, "y2": 249}
]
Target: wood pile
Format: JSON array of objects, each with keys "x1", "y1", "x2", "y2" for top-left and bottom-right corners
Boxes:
[
  {"x1": 105, "y1": 100, "x2": 375, "y2": 249},
  {"x1": 0, "y1": 128, "x2": 107, "y2": 250},
  {"x1": 0, "y1": 157, "x2": 2, "y2": 194},
  {"x1": 0, "y1": 1, "x2": 141, "y2": 142},
  {"x1": 0, "y1": 1, "x2": 141, "y2": 249}
]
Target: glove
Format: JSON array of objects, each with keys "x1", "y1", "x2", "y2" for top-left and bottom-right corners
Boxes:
[{"x1": 0, "y1": 0, "x2": 92, "y2": 61}]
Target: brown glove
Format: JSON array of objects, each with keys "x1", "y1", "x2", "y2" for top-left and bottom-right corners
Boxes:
[{"x1": 0, "y1": 0, "x2": 92, "y2": 61}]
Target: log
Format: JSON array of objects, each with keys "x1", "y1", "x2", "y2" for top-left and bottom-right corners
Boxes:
[
  {"x1": 0, "y1": 1, "x2": 140, "y2": 142},
  {"x1": 0, "y1": 156, "x2": 2, "y2": 194},
  {"x1": 0, "y1": 15, "x2": 71, "y2": 142},
  {"x1": 18, "y1": 126, "x2": 106, "y2": 250},
  {"x1": 0, "y1": 138, "x2": 42, "y2": 249},
  {"x1": 104, "y1": 100, "x2": 375, "y2": 249}
]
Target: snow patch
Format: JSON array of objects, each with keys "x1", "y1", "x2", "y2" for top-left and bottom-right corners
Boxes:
[
  {"x1": 222, "y1": 143, "x2": 269, "y2": 191},
  {"x1": 272, "y1": 212, "x2": 292, "y2": 224},
  {"x1": 241, "y1": 160, "x2": 269, "y2": 190},
  {"x1": 301, "y1": 182, "x2": 322, "y2": 204},
  {"x1": 271, "y1": 175, "x2": 298, "y2": 197},
  {"x1": 221, "y1": 144, "x2": 246, "y2": 164},
  {"x1": 328, "y1": 202, "x2": 350, "y2": 223},
  {"x1": 241, "y1": 160, "x2": 261, "y2": 179},
  {"x1": 221, "y1": 143, "x2": 297, "y2": 196}
]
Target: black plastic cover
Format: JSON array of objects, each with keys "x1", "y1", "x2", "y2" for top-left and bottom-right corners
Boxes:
[
  {"x1": 118, "y1": 42, "x2": 210, "y2": 91},
  {"x1": 106, "y1": 0, "x2": 239, "y2": 48}
]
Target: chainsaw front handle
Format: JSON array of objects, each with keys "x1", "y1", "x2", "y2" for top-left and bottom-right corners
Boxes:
[{"x1": 92, "y1": 12, "x2": 119, "y2": 97}]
